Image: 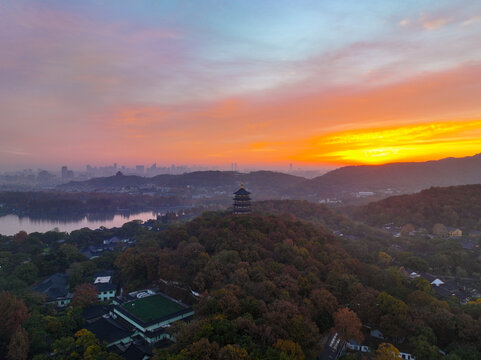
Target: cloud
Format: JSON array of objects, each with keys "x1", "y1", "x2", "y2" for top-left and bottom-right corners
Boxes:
[
  {"x1": 422, "y1": 17, "x2": 450, "y2": 30},
  {"x1": 462, "y1": 16, "x2": 481, "y2": 26}
]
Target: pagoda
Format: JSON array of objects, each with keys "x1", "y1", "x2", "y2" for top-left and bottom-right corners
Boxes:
[{"x1": 233, "y1": 182, "x2": 251, "y2": 214}]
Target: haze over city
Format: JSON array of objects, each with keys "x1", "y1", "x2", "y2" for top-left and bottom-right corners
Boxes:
[{"x1": 1, "y1": 0, "x2": 481, "y2": 171}]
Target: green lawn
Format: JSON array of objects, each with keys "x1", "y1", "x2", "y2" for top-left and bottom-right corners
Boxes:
[{"x1": 121, "y1": 294, "x2": 186, "y2": 322}]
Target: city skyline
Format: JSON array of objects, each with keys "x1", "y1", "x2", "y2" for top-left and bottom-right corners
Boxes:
[{"x1": 1, "y1": 1, "x2": 481, "y2": 170}]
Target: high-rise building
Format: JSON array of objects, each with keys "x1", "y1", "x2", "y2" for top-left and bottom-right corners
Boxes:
[
  {"x1": 61, "y1": 166, "x2": 68, "y2": 179},
  {"x1": 135, "y1": 165, "x2": 145, "y2": 175},
  {"x1": 61, "y1": 166, "x2": 73, "y2": 180}
]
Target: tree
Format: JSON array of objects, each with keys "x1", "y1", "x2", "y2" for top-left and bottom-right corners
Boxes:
[
  {"x1": 0, "y1": 292, "x2": 29, "y2": 341},
  {"x1": 75, "y1": 329, "x2": 99, "y2": 349},
  {"x1": 410, "y1": 335, "x2": 440, "y2": 360},
  {"x1": 13, "y1": 263, "x2": 39, "y2": 284},
  {"x1": 7, "y1": 327, "x2": 29, "y2": 360},
  {"x1": 72, "y1": 284, "x2": 98, "y2": 308},
  {"x1": 374, "y1": 343, "x2": 401, "y2": 360},
  {"x1": 333, "y1": 308, "x2": 363, "y2": 343},
  {"x1": 181, "y1": 338, "x2": 219, "y2": 360},
  {"x1": 378, "y1": 252, "x2": 392, "y2": 266},
  {"x1": 432, "y1": 223, "x2": 447, "y2": 236},
  {"x1": 13, "y1": 231, "x2": 28, "y2": 244},
  {"x1": 273, "y1": 339, "x2": 305, "y2": 360},
  {"x1": 219, "y1": 344, "x2": 250, "y2": 360},
  {"x1": 51, "y1": 336, "x2": 76, "y2": 357}
]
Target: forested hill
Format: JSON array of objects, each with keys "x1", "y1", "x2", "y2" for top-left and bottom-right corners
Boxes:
[
  {"x1": 59, "y1": 170, "x2": 305, "y2": 198},
  {"x1": 291, "y1": 153, "x2": 481, "y2": 198},
  {"x1": 252, "y1": 199, "x2": 369, "y2": 235},
  {"x1": 117, "y1": 212, "x2": 481, "y2": 359},
  {"x1": 118, "y1": 211, "x2": 356, "y2": 359},
  {"x1": 356, "y1": 184, "x2": 481, "y2": 230}
]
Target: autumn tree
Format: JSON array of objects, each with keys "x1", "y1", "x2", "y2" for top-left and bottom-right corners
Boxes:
[
  {"x1": 13, "y1": 231, "x2": 28, "y2": 244},
  {"x1": 181, "y1": 338, "x2": 220, "y2": 360},
  {"x1": 75, "y1": 329, "x2": 99, "y2": 350},
  {"x1": 374, "y1": 343, "x2": 401, "y2": 360},
  {"x1": 72, "y1": 283, "x2": 98, "y2": 308},
  {"x1": 7, "y1": 327, "x2": 29, "y2": 360},
  {"x1": 333, "y1": 308, "x2": 363, "y2": 343},
  {"x1": 0, "y1": 292, "x2": 29, "y2": 341},
  {"x1": 219, "y1": 344, "x2": 250, "y2": 360},
  {"x1": 273, "y1": 339, "x2": 305, "y2": 360},
  {"x1": 376, "y1": 292, "x2": 408, "y2": 339},
  {"x1": 307, "y1": 288, "x2": 338, "y2": 332},
  {"x1": 378, "y1": 252, "x2": 392, "y2": 266}
]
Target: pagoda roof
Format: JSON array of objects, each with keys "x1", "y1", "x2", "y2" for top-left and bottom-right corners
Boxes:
[{"x1": 234, "y1": 187, "x2": 250, "y2": 195}]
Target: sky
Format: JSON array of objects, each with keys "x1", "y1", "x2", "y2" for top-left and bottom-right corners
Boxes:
[{"x1": 1, "y1": 0, "x2": 481, "y2": 171}]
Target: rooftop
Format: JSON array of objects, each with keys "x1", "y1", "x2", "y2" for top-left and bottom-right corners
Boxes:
[
  {"x1": 32, "y1": 273, "x2": 70, "y2": 301},
  {"x1": 85, "y1": 317, "x2": 132, "y2": 344},
  {"x1": 121, "y1": 294, "x2": 187, "y2": 323},
  {"x1": 94, "y1": 276, "x2": 112, "y2": 284},
  {"x1": 233, "y1": 187, "x2": 250, "y2": 195}
]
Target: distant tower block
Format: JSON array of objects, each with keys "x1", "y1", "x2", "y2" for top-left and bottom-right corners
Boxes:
[{"x1": 233, "y1": 182, "x2": 251, "y2": 214}]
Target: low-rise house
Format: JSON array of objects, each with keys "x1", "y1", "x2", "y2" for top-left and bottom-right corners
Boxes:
[
  {"x1": 84, "y1": 288, "x2": 193, "y2": 355},
  {"x1": 103, "y1": 236, "x2": 127, "y2": 246},
  {"x1": 85, "y1": 317, "x2": 133, "y2": 347},
  {"x1": 346, "y1": 334, "x2": 416, "y2": 360},
  {"x1": 111, "y1": 341, "x2": 152, "y2": 360},
  {"x1": 446, "y1": 227, "x2": 462, "y2": 237},
  {"x1": 370, "y1": 329, "x2": 384, "y2": 339},
  {"x1": 93, "y1": 272, "x2": 118, "y2": 302},
  {"x1": 83, "y1": 305, "x2": 110, "y2": 324},
  {"x1": 81, "y1": 245, "x2": 106, "y2": 259},
  {"x1": 319, "y1": 333, "x2": 346, "y2": 360},
  {"x1": 468, "y1": 230, "x2": 481, "y2": 238},
  {"x1": 32, "y1": 273, "x2": 73, "y2": 307},
  {"x1": 112, "y1": 289, "x2": 194, "y2": 344},
  {"x1": 460, "y1": 239, "x2": 478, "y2": 250},
  {"x1": 421, "y1": 273, "x2": 470, "y2": 303}
]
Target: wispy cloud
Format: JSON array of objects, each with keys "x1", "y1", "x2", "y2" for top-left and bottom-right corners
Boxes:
[
  {"x1": 462, "y1": 16, "x2": 481, "y2": 26},
  {"x1": 422, "y1": 17, "x2": 450, "y2": 30}
]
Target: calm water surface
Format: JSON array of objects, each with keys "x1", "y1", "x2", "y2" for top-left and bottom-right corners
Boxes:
[{"x1": 0, "y1": 211, "x2": 158, "y2": 235}]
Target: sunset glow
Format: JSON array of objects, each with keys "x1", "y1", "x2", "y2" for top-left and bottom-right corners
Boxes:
[
  {"x1": 1, "y1": 1, "x2": 481, "y2": 170},
  {"x1": 309, "y1": 120, "x2": 481, "y2": 164}
]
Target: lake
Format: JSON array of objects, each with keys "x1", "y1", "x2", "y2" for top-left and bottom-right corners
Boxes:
[{"x1": 0, "y1": 211, "x2": 159, "y2": 235}]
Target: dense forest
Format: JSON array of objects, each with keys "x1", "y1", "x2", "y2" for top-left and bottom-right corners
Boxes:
[
  {"x1": 1, "y1": 207, "x2": 481, "y2": 359},
  {"x1": 356, "y1": 185, "x2": 481, "y2": 230},
  {"x1": 112, "y1": 212, "x2": 481, "y2": 360}
]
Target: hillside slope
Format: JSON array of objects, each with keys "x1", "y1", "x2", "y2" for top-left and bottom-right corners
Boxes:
[
  {"x1": 356, "y1": 184, "x2": 481, "y2": 230},
  {"x1": 293, "y1": 153, "x2": 481, "y2": 199},
  {"x1": 60, "y1": 170, "x2": 305, "y2": 199}
]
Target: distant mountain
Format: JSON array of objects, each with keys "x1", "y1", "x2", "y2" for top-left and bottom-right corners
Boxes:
[
  {"x1": 355, "y1": 184, "x2": 481, "y2": 231},
  {"x1": 59, "y1": 170, "x2": 305, "y2": 199},
  {"x1": 292, "y1": 153, "x2": 481, "y2": 199}
]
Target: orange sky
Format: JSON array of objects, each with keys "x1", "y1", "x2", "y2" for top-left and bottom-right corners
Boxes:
[
  {"x1": 1, "y1": 1, "x2": 481, "y2": 170},
  {"x1": 92, "y1": 62, "x2": 481, "y2": 167}
]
